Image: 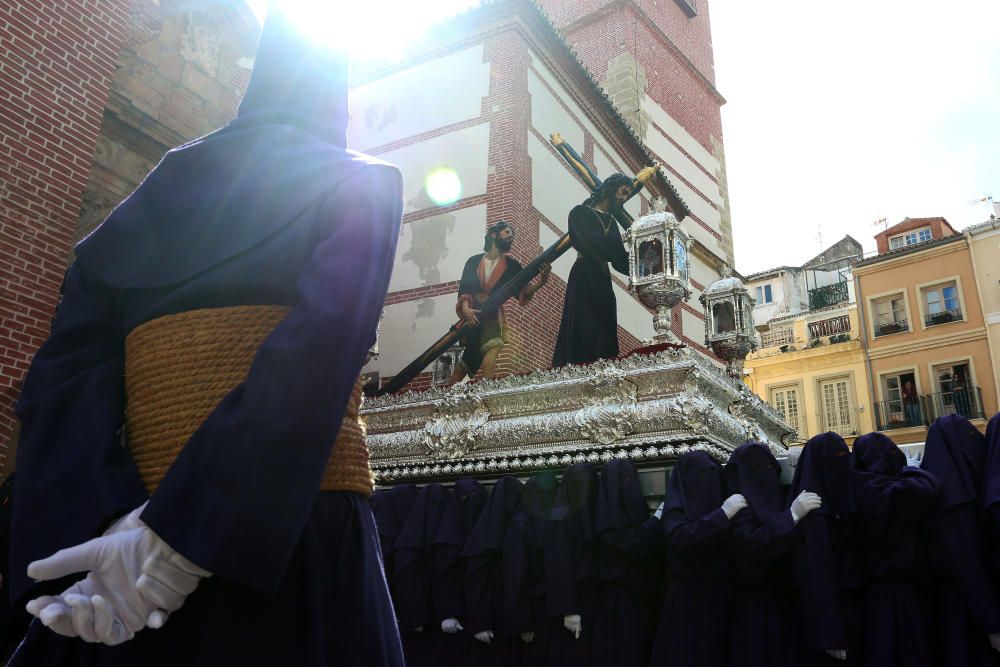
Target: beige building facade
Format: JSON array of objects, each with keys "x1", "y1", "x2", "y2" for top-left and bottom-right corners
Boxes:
[
  {"x1": 854, "y1": 232, "x2": 997, "y2": 443},
  {"x1": 968, "y1": 218, "x2": 1000, "y2": 404}
]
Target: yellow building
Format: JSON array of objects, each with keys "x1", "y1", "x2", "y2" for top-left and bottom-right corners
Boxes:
[
  {"x1": 968, "y1": 218, "x2": 1000, "y2": 403},
  {"x1": 745, "y1": 305, "x2": 872, "y2": 443},
  {"x1": 853, "y1": 218, "x2": 998, "y2": 444}
]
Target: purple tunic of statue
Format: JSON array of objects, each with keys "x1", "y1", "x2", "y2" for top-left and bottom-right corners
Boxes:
[
  {"x1": 788, "y1": 433, "x2": 862, "y2": 667},
  {"x1": 850, "y1": 432, "x2": 939, "y2": 667},
  {"x1": 723, "y1": 443, "x2": 799, "y2": 667},
  {"x1": 394, "y1": 484, "x2": 451, "y2": 666},
  {"x1": 462, "y1": 476, "x2": 524, "y2": 667},
  {"x1": 7, "y1": 8, "x2": 403, "y2": 665},
  {"x1": 591, "y1": 459, "x2": 662, "y2": 667},
  {"x1": 921, "y1": 415, "x2": 1000, "y2": 666},
  {"x1": 544, "y1": 464, "x2": 600, "y2": 667},
  {"x1": 984, "y1": 413, "x2": 1000, "y2": 581},
  {"x1": 651, "y1": 451, "x2": 732, "y2": 667},
  {"x1": 429, "y1": 479, "x2": 488, "y2": 667}
]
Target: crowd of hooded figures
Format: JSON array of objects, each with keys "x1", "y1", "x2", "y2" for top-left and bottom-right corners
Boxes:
[{"x1": 371, "y1": 412, "x2": 1000, "y2": 667}]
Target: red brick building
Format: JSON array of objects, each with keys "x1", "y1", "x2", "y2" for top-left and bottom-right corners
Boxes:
[{"x1": 874, "y1": 216, "x2": 958, "y2": 255}]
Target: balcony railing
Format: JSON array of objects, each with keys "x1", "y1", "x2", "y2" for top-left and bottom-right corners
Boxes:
[
  {"x1": 875, "y1": 386, "x2": 985, "y2": 431},
  {"x1": 873, "y1": 396, "x2": 928, "y2": 430},
  {"x1": 874, "y1": 319, "x2": 909, "y2": 338},
  {"x1": 759, "y1": 328, "x2": 795, "y2": 348},
  {"x1": 924, "y1": 307, "x2": 963, "y2": 328},
  {"x1": 925, "y1": 386, "x2": 985, "y2": 420},
  {"x1": 808, "y1": 314, "x2": 851, "y2": 339},
  {"x1": 808, "y1": 281, "x2": 850, "y2": 310}
]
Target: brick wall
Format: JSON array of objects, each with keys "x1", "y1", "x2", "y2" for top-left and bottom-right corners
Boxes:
[
  {"x1": 0, "y1": 0, "x2": 132, "y2": 474},
  {"x1": 875, "y1": 217, "x2": 957, "y2": 255}
]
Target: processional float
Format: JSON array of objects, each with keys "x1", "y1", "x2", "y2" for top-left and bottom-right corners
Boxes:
[{"x1": 364, "y1": 134, "x2": 791, "y2": 486}]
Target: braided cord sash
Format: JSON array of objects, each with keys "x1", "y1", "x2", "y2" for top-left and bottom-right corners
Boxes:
[{"x1": 124, "y1": 305, "x2": 373, "y2": 496}]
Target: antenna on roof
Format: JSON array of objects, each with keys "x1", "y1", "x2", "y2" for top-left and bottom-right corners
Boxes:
[
  {"x1": 967, "y1": 195, "x2": 992, "y2": 205},
  {"x1": 817, "y1": 224, "x2": 823, "y2": 252},
  {"x1": 873, "y1": 216, "x2": 888, "y2": 229}
]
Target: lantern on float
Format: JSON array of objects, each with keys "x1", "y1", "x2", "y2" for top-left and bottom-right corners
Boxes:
[{"x1": 700, "y1": 265, "x2": 756, "y2": 378}]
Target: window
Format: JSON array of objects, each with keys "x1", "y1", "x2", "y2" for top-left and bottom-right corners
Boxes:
[
  {"x1": 930, "y1": 362, "x2": 977, "y2": 418},
  {"x1": 820, "y1": 376, "x2": 856, "y2": 435},
  {"x1": 878, "y1": 371, "x2": 919, "y2": 428},
  {"x1": 755, "y1": 284, "x2": 772, "y2": 305},
  {"x1": 923, "y1": 281, "x2": 961, "y2": 326},
  {"x1": 770, "y1": 386, "x2": 801, "y2": 433},
  {"x1": 889, "y1": 227, "x2": 932, "y2": 250},
  {"x1": 872, "y1": 294, "x2": 908, "y2": 336}
]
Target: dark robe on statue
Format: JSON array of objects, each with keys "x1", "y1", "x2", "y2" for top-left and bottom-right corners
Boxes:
[
  {"x1": 591, "y1": 459, "x2": 662, "y2": 667},
  {"x1": 552, "y1": 205, "x2": 629, "y2": 367},
  {"x1": 984, "y1": 413, "x2": 1000, "y2": 581},
  {"x1": 456, "y1": 253, "x2": 523, "y2": 375},
  {"x1": 544, "y1": 464, "x2": 600, "y2": 667},
  {"x1": 430, "y1": 479, "x2": 488, "y2": 667},
  {"x1": 723, "y1": 443, "x2": 799, "y2": 667},
  {"x1": 651, "y1": 451, "x2": 732, "y2": 667},
  {"x1": 788, "y1": 433, "x2": 864, "y2": 667},
  {"x1": 921, "y1": 415, "x2": 1000, "y2": 666},
  {"x1": 7, "y1": 8, "x2": 403, "y2": 666},
  {"x1": 850, "y1": 432, "x2": 939, "y2": 667},
  {"x1": 462, "y1": 476, "x2": 523, "y2": 667},
  {"x1": 393, "y1": 484, "x2": 450, "y2": 667}
]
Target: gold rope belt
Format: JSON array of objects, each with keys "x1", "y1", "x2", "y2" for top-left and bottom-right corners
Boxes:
[{"x1": 124, "y1": 305, "x2": 373, "y2": 496}]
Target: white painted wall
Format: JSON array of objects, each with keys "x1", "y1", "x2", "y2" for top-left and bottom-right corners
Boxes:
[
  {"x1": 377, "y1": 122, "x2": 491, "y2": 214},
  {"x1": 388, "y1": 204, "x2": 488, "y2": 292},
  {"x1": 363, "y1": 294, "x2": 459, "y2": 377},
  {"x1": 348, "y1": 44, "x2": 490, "y2": 151}
]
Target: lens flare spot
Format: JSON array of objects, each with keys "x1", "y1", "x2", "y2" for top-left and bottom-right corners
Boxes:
[{"x1": 425, "y1": 168, "x2": 462, "y2": 206}]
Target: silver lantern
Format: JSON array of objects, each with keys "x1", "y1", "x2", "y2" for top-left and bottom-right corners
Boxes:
[
  {"x1": 699, "y1": 265, "x2": 757, "y2": 379},
  {"x1": 624, "y1": 197, "x2": 692, "y2": 342}
]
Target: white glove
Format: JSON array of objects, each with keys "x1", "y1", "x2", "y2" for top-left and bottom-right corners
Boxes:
[
  {"x1": 721, "y1": 494, "x2": 748, "y2": 519},
  {"x1": 441, "y1": 617, "x2": 463, "y2": 634},
  {"x1": 990, "y1": 633, "x2": 1000, "y2": 652},
  {"x1": 25, "y1": 505, "x2": 210, "y2": 645},
  {"x1": 520, "y1": 631, "x2": 534, "y2": 643},
  {"x1": 653, "y1": 502, "x2": 664, "y2": 520},
  {"x1": 825, "y1": 649, "x2": 847, "y2": 660},
  {"x1": 563, "y1": 613, "x2": 582, "y2": 639},
  {"x1": 790, "y1": 491, "x2": 822, "y2": 523},
  {"x1": 474, "y1": 629, "x2": 493, "y2": 644},
  {"x1": 906, "y1": 450, "x2": 922, "y2": 467}
]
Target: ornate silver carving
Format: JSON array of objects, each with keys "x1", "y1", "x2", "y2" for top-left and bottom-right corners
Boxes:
[
  {"x1": 573, "y1": 364, "x2": 638, "y2": 444},
  {"x1": 365, "y1": 345, "x2": 794, "y2": 481},
  {"x1": 422, "y1": 387, "x2": 489, "y2": 460}
]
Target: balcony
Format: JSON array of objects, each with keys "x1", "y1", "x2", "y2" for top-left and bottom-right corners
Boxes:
[
  {"x1": 874, "y1": 319, "x2": 909, "y2": 338},
  {"x1": 759, "y1": 328, "x2": 795, "y2": 348},
  {"x1": 808, "y1": 281, "x2": 850, "y2": 310},
  {"x1": 925, "y1": 386, "x2": 985, "y2": 420},
  {"x1": 873, "y1": 397, "x2": 928, "y2": 430},
  {"x1": 808, "y1": 314, "x2": 851, "y2": 340},
  {"x1": 875, "y1": 386, "x2": 985, "y2": 431},
  {"x1": 925, "y1": 307, "x2": 963, "y2": 328}
]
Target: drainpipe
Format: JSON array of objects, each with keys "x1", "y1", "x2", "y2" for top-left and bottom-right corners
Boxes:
[{"x1": 854, "y1": 271, "x2": 877, "y2": 431}]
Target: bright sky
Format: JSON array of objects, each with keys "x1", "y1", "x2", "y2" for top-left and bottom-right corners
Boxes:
[
  {"x1": 246, "y1": 1, "x2": 1000, "y2": 273},
  {"x1": 711, "y1": 0, "x2": 1000, "y2": 272}
]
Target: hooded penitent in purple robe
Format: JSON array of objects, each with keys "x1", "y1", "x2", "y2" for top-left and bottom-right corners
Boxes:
[
  {"x1": 921, "y1": 415, "x2": 1000, "y2": 666},
  {"x1": 651, "y1": 451, "x2": 732, "y2": 667},
  {"x1": 850, "y1": 432, "x2": 939, "y2": 667},
  {"x1": 462, "y1": 476, "x2": 523, "y2": 667},
  {"x1": 723, "y1": 443, "x2": 799, "y2": 667},
  {"x1": 788, "y1": 433, "x2": 862, "y2": 667},
  {"x1": 8, "y1": 7, "x2": 403, "y2": 666},
  {"x1": 504, "y1": 471, "x2": 559, "y2": 667},
  {"x1": 429, "y1": 479, "x2": 488, "y2": 667},
  {"x1": 984, "y1": 413, "x2": 1000, "y2": 581},
  {"x1": 394, "y1": 484, "x2": 450, "y2": 666},
  {"x1": 372, "y1": 483, "x2": 419, "y2": 599},
  {"x1": 591, "y1": 459, "x2": 662, "y2": 667},
  {"x1": 544, "y1": 464, "x2": 600, "y2": 667}
]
